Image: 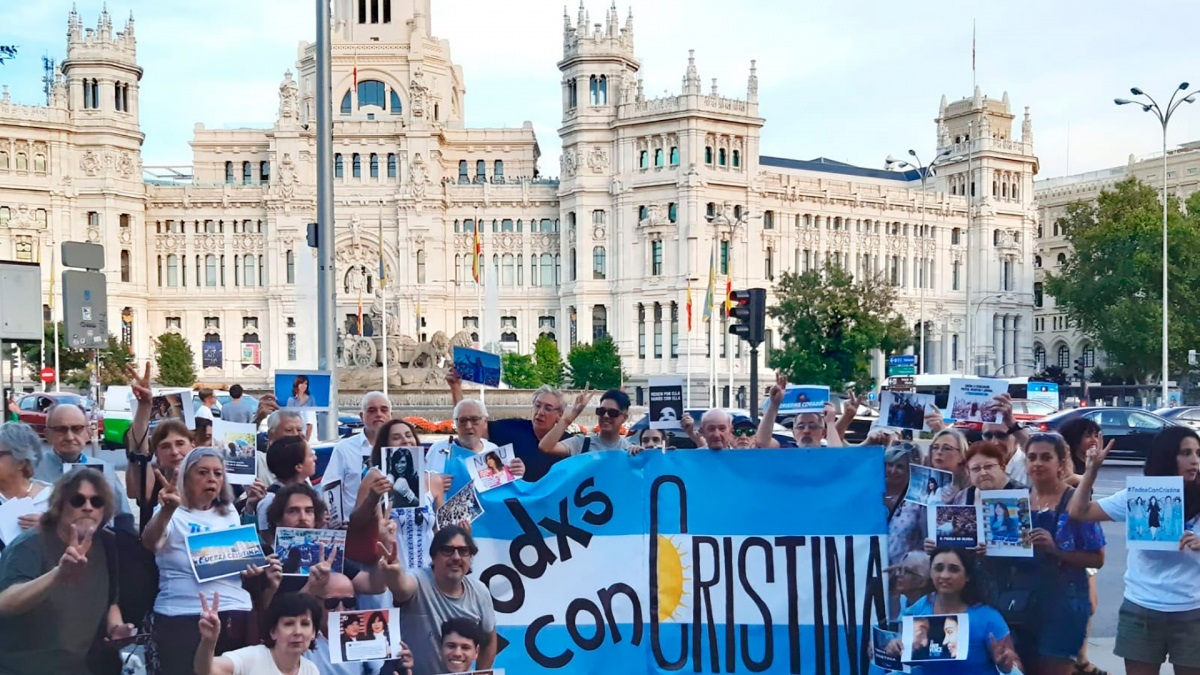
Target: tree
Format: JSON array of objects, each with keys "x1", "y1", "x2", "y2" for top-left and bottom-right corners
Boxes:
[
  {"x1": 97, "y1": 336, "x2": 136, "y2": 386},
  {"x1": 154, "y1": 333, "x2": 196, "y2": 387},
  {"x1": 18, "y1": 322, "x2": 92, "y2": 388},
  {"x1": 533, "y1": 334, "x2": 564, "y2": 386},
  {"x1": 0, "y1": 46, "x2": 16, "y2": 65},
  {"x1": 767, "y1": 262, "x2": 911, "y2": 389},
  {"x1": 1031, "y1": 365, "x2": 1069, "y2": 386},
  {"x1": 501, "y1": 352, "x2": 540, "y2": 389},
  {"x1": 565, "y1": 335, "x2": 624, "y2": 390},
  {"x1": 1044, "y1": 178, "x2": 1200, "y2": 383}
]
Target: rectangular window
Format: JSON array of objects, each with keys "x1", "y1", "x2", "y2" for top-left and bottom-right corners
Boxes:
[
  {"x1": 370, "y1": 154, "x2": 379, "y2": 178},
  {"x1": 651, "y1": 240, "x2": 663, "y2": 275},
  {"x1": 87, "y1": 211, "x2": 100, "y2": 229},
  {"x1": 653, "y1": 304, "x2": 663, "y2": 359},
  {"x1": 670, "y1": 303, "x2": 679, "y2": 358},
  {"x1": 763, "y1": 210, "x2": 774, "y2": 229},
  {"x1": 719, "y1": 240, "x2": 730, "y2": 275},
  {"x1": 260, "y1": 161, "x2": 270, "y2": 184},
  {"x1": 242, "y1": 161, "x2": 252, "y2": 184}
]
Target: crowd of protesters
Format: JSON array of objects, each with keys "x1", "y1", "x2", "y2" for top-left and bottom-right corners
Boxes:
[{"x1": 0, "y1": 363, "x2": 1197, "y2": 675}]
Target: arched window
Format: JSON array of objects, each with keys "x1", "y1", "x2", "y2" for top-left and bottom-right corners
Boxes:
[
  {"x1": 352, "y1": 154, "x2": 361, "y2": 178},
  {"x1": 599, "y1": 75, "x2": 607, "y2": 104},
  {"x1": 475, "y1": 160, "x2": 486, "y2": 182},
  {"x1": 387, "y1": 153, "x2": 397, "y2": 178},
  {"x1": 389, "y1": 89, "x2": 402, "y2": 115},
  {"x1": 335, "y1": 154, "x2": 344, "y2": 178},
  {"x1": 1083, "y1": 344, "x2": 1095, "y2": 367},
  {"x1": 358, "y1": 80, "x2": 385, "y2": 108},
  {"x1": 0, "y1": 151, "x2": 8, "y2": 169},
  {"x1": 33, "y1": 154, "x2": 46, "y2": 173},
  {"x1": 1033, "y1": 345, "x2": 1046, "y2": 371},
  {"x1": 668, "y1": 203, "x2": 677, "y2": 223},
  {"x1": 120, "y1": 250, "x2": 131, "y2": 283},
  {"x1": 654, "y1": 149, "x2": 663, "y2": 167},
  {"x1": 494, "y1": 160, "x2": 504, "y2": 181},
  {"x1": 1034, "y1": 255, "x2": 1042, "y2": 268},
  {"x1": 639, "y1": 151, "x2": 648, "y2": 169},
  {"x1": 15, "y1": 153, "x2": 27, "y2": 171},
  {"x1": 1057, "y1": 345, "x2": 1070, "y2": 369},
  {"x1": 718, "y1": 148, "x2": 727, "y2": 166},
  {"x1": 669, "y1": 147, "x2": 679, "y2": 165},
  {"x1": 1056, "y1": 253, "x2": 1067, "y2": 266},
  {"x1": 369, "y1": 153, "x2": 379, "y2": 178},
  {"x1": 416, "y1": 249, "x2": 426, "y2": 283},
  {"x1": 705, "y1": 146, "x2": 714, "y2": 164},
  {"x1": 242, "y1": 161, "x2": 252, "y2": 184},
  {"x1": 340, "y1": 91, "x2": 352, "y2": 114},
  {"x1": 592, "y1": 246, "x2": 606, "y2": 279},
  {"x1": 732, "y1": 149, "x2": 741, "y2": 167},
  {"x1": 458, "y1": 160, "x2": 468, "y2": 183}
]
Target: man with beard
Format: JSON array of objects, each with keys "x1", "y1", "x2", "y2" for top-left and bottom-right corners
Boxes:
[
  {"x1": 754, "y1": 373, "x2": 843, "y2": 449},
  {"x1": 382, "y1": 525, "x2": 496, "y2": 674}
]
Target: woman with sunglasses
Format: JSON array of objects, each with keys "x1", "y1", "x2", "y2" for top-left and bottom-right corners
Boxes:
[
  {"x1": 1068, "y1": 426, "x2": 1200, "y2": 675},
  {"x1": 0, "y1": 468, "x2": 138, "y2": 674},
  {"x1": 142, "y1": 447, "x2": 277, "y2": 675}
]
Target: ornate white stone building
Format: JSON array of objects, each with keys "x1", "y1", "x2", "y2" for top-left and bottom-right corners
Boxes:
[{"x1": 0, "y1": 1, "x2": 1040, "y2": 401}]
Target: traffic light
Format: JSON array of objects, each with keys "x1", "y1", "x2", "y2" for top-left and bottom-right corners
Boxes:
[
  {"x1": 728, "y1": 288, "x2": 766, "y2": 347},
  {"x1": 1074, "y1": 357, "x2": 1087, "y2": 383},
  {"x1": 307, "y1": 222, "x2": 319, "y2": 248}
]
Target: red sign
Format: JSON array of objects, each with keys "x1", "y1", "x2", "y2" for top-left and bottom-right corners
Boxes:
[{"x1": 39, "y1": 367, "x2": 55, "y2": 384}]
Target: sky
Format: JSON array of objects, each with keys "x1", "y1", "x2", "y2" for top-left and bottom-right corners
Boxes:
[{"x1": 3, "y1": 1, "x2": 1200, "y2": 179}]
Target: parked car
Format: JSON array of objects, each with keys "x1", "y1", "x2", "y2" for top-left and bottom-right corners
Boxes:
[
  {"x1": 1154, "y1": 406, "x2": 1200, "y2": 431},
  {"x1": 777, "y1": 396, "x2": 879, "y2": 444},
  {"x1": 100, "y1": 386, "x2": 260, "y2": 448},
  {"x1": 626, "y1": 408, "x2": 795, "y2": 448},
  {"x1": 954, "y1": 398, "x2": 1059, "y2": 432},
  {"x1": 15, "y1": 392, "x2": 104, "y2": 441},
  {"x1": 1033, "y1": 407, "x2": 1177, "y2": 461}
]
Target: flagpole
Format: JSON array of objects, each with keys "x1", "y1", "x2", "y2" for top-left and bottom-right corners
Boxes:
[
  {"x1": 50, "y1": 242, "x2": 60, "y2": 392},
  {"x1": 475, "y1": 206, "x2": 484, "y2": 405},
  {"x1": 685, "y1": 279, "x2": 692, "y2": 409},
  {"x1": 379, "y1": 199, "x2": 388, "y2": 397},
  {"x1": 37, "y1": 240, "x2": 44, "y2": 392},
  {"x1": 726, "y1": 234, "x2": 734, "y2": 408}
]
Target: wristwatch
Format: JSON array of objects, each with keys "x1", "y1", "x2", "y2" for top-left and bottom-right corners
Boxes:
[{"x1": 126, "y1": 450, "x2": 150, "y2": 465}]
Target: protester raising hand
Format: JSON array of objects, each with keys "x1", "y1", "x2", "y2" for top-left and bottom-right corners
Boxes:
[
  {"x1": 129, "y1": 362, "x2": 152, "y2": 404},
  {"x1": 302, "y1": 544, "x2": 336, "y2": 598},
  {"x1": 154, "y1": 467, "x2": 181, "y2": 511},
  {"x1": 1086, "y1": 438, "x2": 1114, "y2": 473},
  {"x1": 58, "y1": 522, "x2": 95, "y2": 581},
  {"x1": 565, "y1": 389, "x2": 594, "y2": 423},
  {"x1": 197, "y1": 592, "x2": 222, "y2": 643}
]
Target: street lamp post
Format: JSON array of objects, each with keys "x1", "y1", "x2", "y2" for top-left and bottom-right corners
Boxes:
[
  {"x1": 887, "y1": 149, "x2": 953, "y2": 374},
  {"x1": 1115, "y1": 83, "x2": 1198, "y2": 406}
]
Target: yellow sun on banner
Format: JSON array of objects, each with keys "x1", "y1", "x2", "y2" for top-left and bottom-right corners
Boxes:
[{"x1": 656, "y1": 534, "x2": 690, "y2": 622}]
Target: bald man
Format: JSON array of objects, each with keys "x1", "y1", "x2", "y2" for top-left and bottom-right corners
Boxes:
[
  {"x1": 32, "y1": 403, "x2": 135, "y2": 533},
  {"x1": 319, "y1": 391, "x2": 392, "y2": 516},
  {"x1": 698, "y1": 409, "x2": 734, "y2": 450}
]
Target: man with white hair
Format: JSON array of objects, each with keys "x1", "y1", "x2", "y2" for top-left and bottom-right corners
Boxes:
[
  {"x1": 698, "y1": 409, "x2": 734, "y2": 450},
  {"x1": 318, "y1": 391, "x2": 392, "y2": 514},
  {"x1": 425, "y1": 399, "x2": 500, "y2": 475}
]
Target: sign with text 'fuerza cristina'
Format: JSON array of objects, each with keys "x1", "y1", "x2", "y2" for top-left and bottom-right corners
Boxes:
[{"x1": 470, "y1": 448, "x2": 889, "y2": 674}]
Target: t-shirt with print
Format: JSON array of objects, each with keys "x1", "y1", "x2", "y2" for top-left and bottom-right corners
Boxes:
[
  {"x1": 398, "y1": 567, "x2": 496, "y2": 675},
  {"x1": 486, "y1": 418, "x2": 569, "y2": 483},
  {"x1": 901, "y1": 595, "x2": 1011, "y2": 675},
  {"x1": 223, "y1": 644, "x2": 319, "y2": 675},
  {"x1": 561, "y1": 433, "x2": 635, "y2": 456},
  {"x1": 1098, "y1": 488, "x2": 1200, "y2": 612},
  {"x1": 0, "y1": 528, "x2": 112, "y2": 674},
  {"x1": 152, "y1": 505, "x2": 254, "y2": 616}
]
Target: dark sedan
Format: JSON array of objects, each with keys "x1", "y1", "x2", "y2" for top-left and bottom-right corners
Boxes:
[
  {"x1": 1154, "y1": 406, "x2": 1200, "y2": 432},
  {"x1": 1033, "y1": 407, "x2": 1178, "y2": 461}
]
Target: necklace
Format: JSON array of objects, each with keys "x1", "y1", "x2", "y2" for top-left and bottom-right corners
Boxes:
[{"x1": 1031, "y1": 485, "x2": 1064, "y2": 511}]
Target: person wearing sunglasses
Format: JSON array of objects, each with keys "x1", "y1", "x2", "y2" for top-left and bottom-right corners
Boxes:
[
  {"x1": 385, "y1": 524, "x2": 497, "y2": 675},
  {"x1": 756, "y1": 372, "x2": 843, "y2": 449},
  {"x1": 731, "y1": 418, "x2": 758, "y2": 449},
  {"x1": 979, "y1": 394, "x2": 1029, "y2": 487},
  {"x1": 539, "y1": 389, "x2": 636, "y2": 457},
  {"x1": 0, "y1": 468, "x2": 139, "y2": 674},
  {"x1": 32, "y1": 401, "x2": 135, "y2": 534}
]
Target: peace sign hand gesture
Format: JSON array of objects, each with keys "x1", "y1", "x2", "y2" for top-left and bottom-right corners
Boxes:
[
  {"x1": 197, "y1": 592, "x2": 221, "y2": 644},
  {"x1": 1085, "y1": 439, "x2": 1115, "y2": 475},
  {"x1": 376, "y1": 539, "x2": 402, "y2": 578},
  {"x1": 768, "y1": 372, "x2": 788, "y2": 406},
  {"x1": 567, "y1": 389, "x2": 594, "y2": 422},
  {"x1": 58, "y1": 522, "x2": 95, "y2": 580},
  {"x1": 128, "y1": 362, "x2": 152, "y2": 404},
  {"x1": 306, "y1": 544, "x2": 335, "y2": 596},
  {"x1": 155, "y1": 468, "x2": 182, "y2": 512}
]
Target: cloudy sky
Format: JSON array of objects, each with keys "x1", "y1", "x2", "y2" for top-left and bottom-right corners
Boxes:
[{"x1": 3, "y1": 0, "x2": 1200, "y2": 179}]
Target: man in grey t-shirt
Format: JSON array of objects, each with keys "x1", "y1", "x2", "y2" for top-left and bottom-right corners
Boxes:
[
  {"x1": 220, "y1": 384, "x2": 256, "y2": 424},
  {"x1": 538, "y1": 388, "x2": 635, "y2": 457},
  {"x1": 384, "y1": 524, "x2": 497, "y2": 674}
]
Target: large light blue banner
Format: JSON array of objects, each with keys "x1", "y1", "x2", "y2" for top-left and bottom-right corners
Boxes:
[{"x1": 462, "y1": 447, "x2": 889, "y2": 674}]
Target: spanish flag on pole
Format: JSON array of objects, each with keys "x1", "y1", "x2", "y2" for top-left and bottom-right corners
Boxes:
[
  {"x1": 686, "y1": 280, "x2": 693, "y2": 332},
  {"x1": 472, "y1": 222, "x2": 482, "y2": 284},
  {"x1": 353, "y1": 50, "x2": 358, "y2": 90},
  {"x1": 702, "y1": 246, "x2": 716, "y2": 322}
]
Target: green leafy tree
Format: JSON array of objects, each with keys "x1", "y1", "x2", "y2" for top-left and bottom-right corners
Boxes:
[
  {"x1": 154, "y1": 332, "x2": 197, "y2": 387},
  {"x1": 1044, "y1": 178, "x2": 1200, "y2": 383},
  {"x1": 98, "y1": 336, "x2": 136, "y2": 386},
  {"x1": 18, "y1": 322, "x2": 92, "y2": 388},
  {"x1": 1031, "y1": 365, "x2": 1069, "y2": 386},
  {"x1": 501, "y1": 352, "x2": 540, "y2": 389},
  {"x1": 533, "y1": 334, "x2": 564, "y2": 386},
  {"x1": 768, "y1": 262, "x2": 911, "y2": 389},
  {"x1": 565, "y1": 335, "x2": 624, "y2": 390}
]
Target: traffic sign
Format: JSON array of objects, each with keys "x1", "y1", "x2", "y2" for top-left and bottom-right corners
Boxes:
[
  {"x1": 887, "y1": 365, "x2": 916, "y2": 376},
  {"x1": 40, "y1": 367, "x2": 55, "y2": 384},
  {"x1": 888, "y1": 355, "x2": 917, "y2": 367}
]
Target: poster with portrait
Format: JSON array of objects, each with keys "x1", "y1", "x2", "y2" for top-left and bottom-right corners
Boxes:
[
  {"x1": 274, "y1": 528, "x2": 346, "y2": 577},
  {"x1": 1127, "y1": 476, "x2": 1186, "y2": 551},
  {"x1": 141, "y1": 388, "x2": 195, "y2": 430},
  {"x1": 979, "y1": 489, "x2": 1034, "y2": 558},
  {"x1": 905, "y1": 464, "x2": 954, "y2": 506},
  {"x1": 901, "y1": 613, "x2": 969, "y2": 663},
  {"x1": 928, "y1": 504, "x2": 981, "y2": 548},
  {"x1": 377, "y1": 447, "x2": 427, "y2": 510},
  {"x1": 453, "y1": 346, "x2": 501, "y2": 387},
  {"x1": 647, "y1": 377, "x2": 685, "y2": 430},
  {"x1": 329, "y1": 609, "x2": 403, "y2": 664},
  {"x1": 274, "y1": 370, "x2": 332, "y2": 409},
  {"x1": 879, "y1": 391, "x2": 935, "y2": 432},
  {"x1": 947, "y1": 378, "x2": 1007, "y2": 423},
  {"x1": 322, "y1": 479, "x2": 345, "y2": 529},
  {"x1": 466, "y1": 444, "x2": 519, "y2": 493},
  {"x1": 212, "y1": 419, "x2": 258, "y2": 485}
]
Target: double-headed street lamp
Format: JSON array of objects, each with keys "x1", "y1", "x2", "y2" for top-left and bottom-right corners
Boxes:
[
  {"x1": 886, "y1": 148, "x2": 953, "y2": 374},
  {"x1": 1115, "y1": 83, "x2": 1199, "y2": 405}
]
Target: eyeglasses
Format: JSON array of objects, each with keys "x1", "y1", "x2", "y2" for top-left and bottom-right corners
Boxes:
[
  {"x1": 732, "y1": 427, "x2": 755, "y2": 437},
  {"x1": 794, "y1": 423, "x2": 824, "y2": 431},
  {"x1": 68, "y1": 493, "x2": 105, "y2": 509},
  {"x1": 533, "y1": 402, "x2": 562, "y2": 414},
  {"x1": 48, "y1": 424, "x2": 88, "y2": 435},
  {"x1": 437, "y1": 545, "x2": 474, "y2": 558},
  {"x1": 595, "y1": 408, "x2": 623, "y2": 418},
  {"x1": 930, "y1": 444, "x2": 960, "y2": 454},
  {"x1": 1028, "y1": 432, "x2": 1063, "y2": 444},
  {"x1": 982, "y1": 431, "x2": 1011, "y2": 441},
  {"x1": 455, "y1": 416, "x2": 484, "y2": 425},
  {"x1": 899, "y1": 567, "x2": 922, "y2": 577},
  {"x1": 324, "y1": 596, "x2": 358, "y2": 610},
  {"x1": 968, "y1": 462, "x2": 1002, "y2": 474}
]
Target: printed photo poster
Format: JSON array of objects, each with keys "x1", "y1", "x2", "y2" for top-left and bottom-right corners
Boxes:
[
  {"x1": 185, "y1": 524, "x2": 268, "y2": 583},
  {"x1": 879, "y1": 391, "x2": 935, "y2": 432},
  {"x1": 779, "y1": 385, "x2": 831, "y2": 414},
  {"x1": 905, "y1": 464, "x2": 955, "y2": 506},
  {"x1": 274, "y1": 528, "x2": 346, "y2": 577},
  {"x1": 436, "y1": 483, "x2": 485, "y2": 528},
  {"x1": 901, "y1": 613, "x2": 969, "y2": 663},
  {"x1": 979, "y1": 489, "x2": 1034, "y2": 557},
  {"x1": 329, "y1": 609, "x2": 403, "y2": 664},
  {"x1": 391, "y1": 505, "x2": 435, "y2": 571},
  {"x1": 453, "y1": 346, "x2": 502, "y2": 388},
  {"x1": 274, "y1": 370, "x2": 332, "y2": 409},
  {"x1": 872, "y1": 626, "x2": 907, "y2": 673},
  {"x1": 466, "y1": 444, "x2": 519, "y2": 493},
  {"x1": 928, "y1": 503, "x2": 980, "y2": 548},
  {"x1": 62, "y1": 456, "x2": 111, "y2": 477},
  {"x1": 322, "y1": 479, "x2": 345, "y2": 529},
  {"x1": 212, "y1": 419, "x2": 258, "y2": 486},
  {"x1": 0, "y1": 489, "x2": 50, "y2": 545},
  {"x1": 1127, "y1": 475, "x2": 1186, "y2": 550},
  {"x1": 145, "y1": 388, "x2": 195, "y2": 430},
  {"x1": 947, "y1": 378, "x2": 1007, "y2": 423},
  {"x1": 378, "y1": 447, "x2": 427, "y2": 510},
  {"x1": 647, "y1": 377, "x2": 685, "y2": 429}
]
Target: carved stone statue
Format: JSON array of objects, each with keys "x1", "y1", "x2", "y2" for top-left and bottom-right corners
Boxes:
[
  {"x1": 409, "y1": 68, "x2": 428, "y2": 117},
  {"x1": 278, "y1": 70, "x2": 299, "y2": 121},
  {"x1": 408, "y1": 153, "x2": 428, "y2": 200}
]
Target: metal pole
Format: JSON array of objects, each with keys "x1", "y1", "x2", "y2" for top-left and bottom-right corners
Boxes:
[
  {"x1": 749, "y1": 345, "x2": 759, "y2": 423},
  {"x1": 1162, "y1": 122, "x2": 1170, "y2": 406},
  {"x1": 51, "y1": 244, "x2": 60, "y2": 392},
  {"x1": 380, "y1": 199, "x2": 388, "y2": 398},
  {"x1": 964, "y1": 123, "x2": 973, "y2": 375},
  {"x1": 918, "y1": 164, "x2": 927, "y2": 375},
  {"x1": 315, "y1": 0, "x2": 338, "y2": 439}
]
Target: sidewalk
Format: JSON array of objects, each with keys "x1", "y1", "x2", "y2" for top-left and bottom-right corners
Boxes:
[{"x1": 1085, "y1": 637, "x2": 1124, "y2": 673}]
